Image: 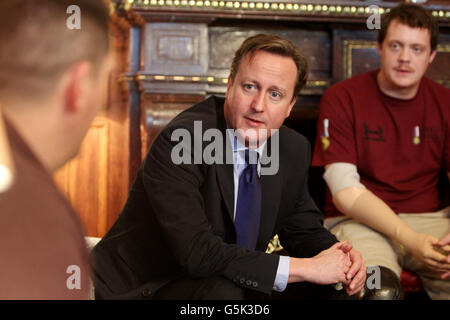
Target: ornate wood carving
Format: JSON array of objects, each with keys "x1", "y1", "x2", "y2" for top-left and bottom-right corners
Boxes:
[
  {"x1": 140, "y1": 94, "x2": 205, "y2": 155},
  {"x1": 144, "y1": 23, "x2": 208, "y2": 75},
  {"x1": 113, "y1": 0, "x2": 450, "y2": 25}
]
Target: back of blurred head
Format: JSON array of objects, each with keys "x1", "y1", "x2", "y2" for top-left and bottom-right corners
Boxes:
[{"x1": 0, "y1": 0, "x2": 113, "y2": 172}]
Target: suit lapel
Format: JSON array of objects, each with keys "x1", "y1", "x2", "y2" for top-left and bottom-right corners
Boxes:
[
  {"x1": 216, "y1": 163, "x2": 235, "y2": 221},
  {"x1": 215, "y1": 97, "x2": 235, "y2": 221},
  {"x1": 257, "y1": 131, "x2": 282, "y2": 250},
  {"x1": 257, "y1": 134, "x2": 283, "y2": 250}
]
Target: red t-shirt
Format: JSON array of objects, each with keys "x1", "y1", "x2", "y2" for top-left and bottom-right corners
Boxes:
[{"x1": 312, "y1": 70, "x2": 450, "y2": 217}]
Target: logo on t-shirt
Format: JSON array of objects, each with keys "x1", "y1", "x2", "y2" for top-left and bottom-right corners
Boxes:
[{"x1": 363, "y1": 123, "x2": 386, "y2": 142}]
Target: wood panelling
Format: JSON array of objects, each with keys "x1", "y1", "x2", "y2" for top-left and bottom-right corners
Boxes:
[
  {"x1": 427, "y1": 39, "x2": 450, "y2": 84},
  {"x1": 141, "y1": 94, "x2": 205, "y2": 156},
  {"x1": 54, "y1": 119, "x2": 109, "y2": 236},
  {"x1": 144, "y1": 23, "x2": 208, "y2": 75}
]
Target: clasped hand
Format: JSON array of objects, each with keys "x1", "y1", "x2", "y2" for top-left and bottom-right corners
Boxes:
[
  {"x1": 308, "y1": 240, "x2": 366, "y2": 296},
  {"x1": 405, "y1": 232, "x2": 450, "y2": 279}
]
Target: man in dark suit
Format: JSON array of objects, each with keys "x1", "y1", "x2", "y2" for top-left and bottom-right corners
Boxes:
[{"x1": 92, "y1": 34, "x2": 366, "y2": 300}]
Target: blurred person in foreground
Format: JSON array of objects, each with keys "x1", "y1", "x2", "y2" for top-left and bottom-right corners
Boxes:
[{"x1": 0, "y1": 0, "x2": 113, "y2": 299}]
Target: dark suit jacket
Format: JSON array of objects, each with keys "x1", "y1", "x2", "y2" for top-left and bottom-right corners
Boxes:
[{"x1": 92, "y1": 96, "x2": 337, "y2": 299}]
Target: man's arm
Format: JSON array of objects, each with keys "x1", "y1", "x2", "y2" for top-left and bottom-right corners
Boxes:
[{"x1": 325, "y1": 163, "x2": 450, "y2": 273}]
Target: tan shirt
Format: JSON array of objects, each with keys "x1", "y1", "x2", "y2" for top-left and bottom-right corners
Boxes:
[{"x1": 0, "y1": 116, "x2": 90, "y2": 299}]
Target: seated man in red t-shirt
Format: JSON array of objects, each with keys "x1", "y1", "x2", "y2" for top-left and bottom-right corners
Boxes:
[{"x1": 312, "y1": 4, "x2": 450, "y2": 300}]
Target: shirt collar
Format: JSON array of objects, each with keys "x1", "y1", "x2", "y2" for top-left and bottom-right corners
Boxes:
[{"x1": 226, "y1": 128, "x2": 266, "y2": 159}]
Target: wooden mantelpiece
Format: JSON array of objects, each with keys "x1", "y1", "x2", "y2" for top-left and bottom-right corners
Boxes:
[{"x1": 114, "y1": 0, "x2": 450, "y2": 25}]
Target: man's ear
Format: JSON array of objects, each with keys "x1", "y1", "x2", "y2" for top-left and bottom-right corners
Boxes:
[
  {"x1": 429, "y1": 49, "x2": 437, "y2": 65},
  {"x1": 225, "y1": 75, "x2": 232, "y2": 99},
  {"x1": 286, "y1": 96, "x2": 297, "y2": 117},
  {"x1": 64, "y1": 62, "x2": 92, "y2": 113}
]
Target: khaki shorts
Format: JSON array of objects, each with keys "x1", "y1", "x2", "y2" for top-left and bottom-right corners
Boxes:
[{"x1": 325, "y1": 207, "x2": 450, "y2": 300}]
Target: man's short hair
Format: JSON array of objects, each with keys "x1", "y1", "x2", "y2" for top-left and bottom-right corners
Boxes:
[
  {"x1": 0, "y1": 0, "x2": 110, "y2": 100},
  {"x1": 229, "y1": 34, "x2": 309, "y2": 101},
  {"x1": 378, "y1": 4, "x2": 439, "y2": 52}
]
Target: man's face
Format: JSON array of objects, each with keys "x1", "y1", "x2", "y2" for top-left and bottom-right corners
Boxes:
[
  {"x1": 378, "y1": 19, "x2": 436, "y2": 95},
  {"x1": 224, "y1": 50, "x2": 298, "y2": 147}
]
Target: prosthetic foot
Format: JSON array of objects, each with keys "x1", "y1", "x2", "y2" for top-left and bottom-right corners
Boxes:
[{"x1": 357, "y1": 266, "x2": 404, "y2": 300}]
